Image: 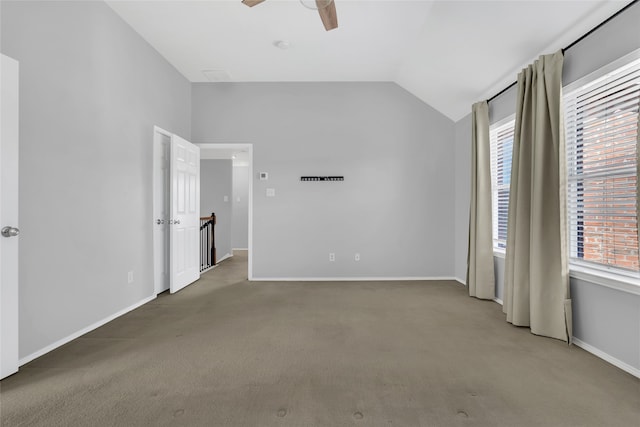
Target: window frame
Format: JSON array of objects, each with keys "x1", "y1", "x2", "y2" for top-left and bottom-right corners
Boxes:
[
  {"x1": 489, "y1": 114, "x2": 516, "y2": 256},
  {"x1": 563, "y1": 48, "x2": 640, "y2": 288}
]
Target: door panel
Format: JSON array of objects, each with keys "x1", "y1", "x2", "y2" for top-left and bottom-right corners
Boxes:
[
  {"x1": 153, "y1": 129, "x2": 170, "y2": 294},
  {"x1": 1, "y1": 54, "x2": 19, "y2": 379},
  {"x1": 170, "y1": 134, "x2": 200, "y2": 293}
]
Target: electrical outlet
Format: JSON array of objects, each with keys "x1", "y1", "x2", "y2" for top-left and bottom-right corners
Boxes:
[
  {"x1": 329, "y1": 253, "x2": 335, "y2": 262},
  {"x1": 355, "y1": 253, "x2": 360, "y2": 261},
  {"x1": 127, "y1": 271, "x2": 134, "y2": 284}
]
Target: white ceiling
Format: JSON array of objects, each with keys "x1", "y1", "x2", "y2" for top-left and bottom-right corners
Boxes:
[{"x1": 106, "y1": 0, "x2": 628, "y2": 121}]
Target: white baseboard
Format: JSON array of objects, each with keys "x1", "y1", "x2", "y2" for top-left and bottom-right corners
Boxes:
[
  {"x1": 232, "y1": 248, "x2": 248, "y2": 251},
  {"x1": 480, "y1": 295, "x2": 638, "y2": 378},
  {"x1": 572, "y1": 337, "x2": 640, "y2": 378},
  {"x1": 489, "y1": 299, "x2": 638, "y2": 378},
  {"x1": 455, "y1": 277, "x2": 466, "y2": 285},
  {"x1": 217, "y1": 253, "x2": 233, "y2": 263},
  {"x1": 250, "y1": 276, "x2": 459, "y2": 282},
  {"x1": 19, "y1": 295, "x2": 156, "y2": 366}
]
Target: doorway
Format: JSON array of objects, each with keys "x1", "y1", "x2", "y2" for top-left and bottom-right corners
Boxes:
[{"x1": 198, "y1": 143, "x2": 253, "y2": 280}]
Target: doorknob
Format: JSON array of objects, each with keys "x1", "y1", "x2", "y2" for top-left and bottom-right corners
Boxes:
[
  {"x1": 156, "y1": 219, "x2": 165, "y2": 225},
  {"x1": 1, "y1": 226, "x2": 19, "y2": 238}
]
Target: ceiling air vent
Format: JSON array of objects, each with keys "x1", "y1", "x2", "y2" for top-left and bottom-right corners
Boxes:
[{"x1": 202, "y1": 69, "x2": 232, "y2": 82}]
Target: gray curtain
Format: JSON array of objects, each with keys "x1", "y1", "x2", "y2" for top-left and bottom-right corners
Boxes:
[
  {"x1": 466, "y1": 101, "x2": 495, "y2": 300},
  {"x1": 503, "y1": 51, "x2": 572, "y2": 342}
]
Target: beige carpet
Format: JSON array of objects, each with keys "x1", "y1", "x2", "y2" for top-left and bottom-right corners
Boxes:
[{"x1": 1, "y1": 251, "x2": 638, "y2": 426}]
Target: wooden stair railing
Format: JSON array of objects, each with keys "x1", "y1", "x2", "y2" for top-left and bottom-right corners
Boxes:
[{"x1": 200, "y1": 212, "x2": 216, "y2": 272}]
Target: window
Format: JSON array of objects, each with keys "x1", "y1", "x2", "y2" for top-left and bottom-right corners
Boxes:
[
  {"x1": 489, "y1": 116, "x2": 515, "y2": 252},
  {"x1": 564, "y1": 52, "x2": 640, "y2": 275}
]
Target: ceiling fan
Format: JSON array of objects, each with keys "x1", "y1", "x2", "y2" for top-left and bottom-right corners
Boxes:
[{"x1": 242, "y1": 0, "x2": 338, "y2": 31}]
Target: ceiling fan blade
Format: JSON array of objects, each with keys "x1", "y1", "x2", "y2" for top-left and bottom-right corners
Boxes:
[
  {"x1": 242, "y1": 0, "x2": 266, "y2": 7},
  {"x1": 317, "y1": 0, "x2": 338, "y2": 31}
]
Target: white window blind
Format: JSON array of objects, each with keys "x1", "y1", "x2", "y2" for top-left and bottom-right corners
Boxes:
[
  {"x1": 564, "y1": 54, "x2": 640, "y2": 274},
  {"x1": 490, "y1": 117, "x2": 515, "y2": 251}
]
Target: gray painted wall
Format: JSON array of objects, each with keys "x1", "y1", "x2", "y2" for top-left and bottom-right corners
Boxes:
[
  {"x1": 201, "y1": 160, "x2": 233, "y2": 261},
  {"x1": 1, "y1": 1, "x2": 191, "y2": 359},
  {"x1": 232, "y1": 165, "x2": 249, "y2": 249},
  {"x1": 453, "y1": 113, "x2": 471, "y2": 282},
  {"x1": 453, "y1": 1, "x2": 640, "y2": 372},
  {"x1": 192, "y1": 82, "x2": 455, "y2": 279},
  {"x1": 571, "y1": 279, "x2": 639, "y2": 370},
  {"x1": 489, "y1": 1, "x2": 640, "y2": 124}
]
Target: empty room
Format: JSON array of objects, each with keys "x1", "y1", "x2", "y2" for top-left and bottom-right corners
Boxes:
[{"x1": 1, "y1": 0, "x2": 639, "y2": 426}]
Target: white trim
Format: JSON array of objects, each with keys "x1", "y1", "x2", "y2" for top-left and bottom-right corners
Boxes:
[
  {"x1": 493, "y1": 251, "x2": 506, "y2": 259},
  {"x1": 572, "y1": 337, "x2": 640, "y2": 379},
  {"x1": 486, "y1": 299, "x2": 638, "y2": 378},
  {"x1": 232, "y1": 248, "x2": 248, "y2": 251},
  {"x1": 250, "y1": 276, "x2": 459, "y2": 282},
  {"x1": 217, "y1": 252, "x2": 233, "y2": 263},
  {"x1": 489, "y1": 115, "x2": 516, "y2": 253},
  {"x1": 569, "y1": 266, "x2": 640, "y2": 296},
  {"x1": 19, "y1": 295, "x2": 156, "y2": 366},
  {"x1": 248, "y1": 144, "x2": 253, "y2": 280},
  {"x1": 486, "y1": 297, "x2": 637, "y2": 378},
  {"x1": 455, "y1": 277, "x2": 466, "y2": 285},
  {"x1": 152, "y1": 126, "x2": 172, "y2": 296},
  {"x1": 493, "y1": 258, "x2": 640, "y2": 296}
]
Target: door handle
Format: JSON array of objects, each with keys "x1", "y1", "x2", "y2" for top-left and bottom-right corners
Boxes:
[
  {"x1": 1, "y1": 226, "x2": 19, "y2": 238},
  {"x1": 174, "y1": 219, "x2": 181, "y2": 225},
  {"x1": 156, "y1": 219, "x2": 165, "y2": 225}
]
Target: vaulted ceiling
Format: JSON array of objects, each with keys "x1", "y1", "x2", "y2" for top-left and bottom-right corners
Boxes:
[{"x1": 106, "y1": 0, "x2": 627, "y2": 121}]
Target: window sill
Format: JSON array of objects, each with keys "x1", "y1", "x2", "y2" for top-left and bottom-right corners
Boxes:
[
  {"x1": 569, "y1": 265, "x2": 640, "y2": 296},
  {"x1": 491, "y1": 254, "x2": 640, "y2": 296}
]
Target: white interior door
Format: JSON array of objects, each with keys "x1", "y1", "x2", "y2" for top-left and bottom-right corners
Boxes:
[
  {"x1": 170, "y1": 134, "x2": 200, "y2": 293},
  {"x1": 153, "y1": 128, "x2": 170, "y2": 294},
  {"x1": 1, "y1": 54, "x2": 20, "y2": 379}
]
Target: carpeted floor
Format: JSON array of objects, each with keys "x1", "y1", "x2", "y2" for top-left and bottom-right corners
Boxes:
[{"x1": 1, "y1": 250, "x2": 638, "y2": 426}]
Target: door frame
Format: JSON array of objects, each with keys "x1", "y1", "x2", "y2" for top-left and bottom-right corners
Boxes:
[
  {"x1": 198, "y1": 143, "x2": 254, "y2": 280},
  {"x1": 152, "y1": 126, "x2": 172, "y2": 295}
]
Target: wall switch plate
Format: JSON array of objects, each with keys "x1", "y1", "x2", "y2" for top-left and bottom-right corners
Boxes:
[
  {"x1": 127, "y1": 271, "x2": 134, "y2": 284},
  {"x1": 329, "y1": 253, "x2": 335, "y2": 262},
  {"x1": 355, "y1": 253, "x2": 360, "y2": 261},
  {"x1": 266, "y1": 188, "x2": 275, "y2": 197}
]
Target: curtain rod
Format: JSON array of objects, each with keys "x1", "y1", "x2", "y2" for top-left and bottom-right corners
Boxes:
[{"x1": 486, "y1": 0, "x2": 638, "y2": 104}]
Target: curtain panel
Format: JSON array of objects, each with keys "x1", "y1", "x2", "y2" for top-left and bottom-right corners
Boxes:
[
  {"x1": 503, "y1": 51, "x2": 572, "y2": 342},
  {"x1": 467, "y1": 101, "x2": 495, "y2": 300}
]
